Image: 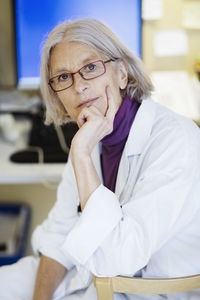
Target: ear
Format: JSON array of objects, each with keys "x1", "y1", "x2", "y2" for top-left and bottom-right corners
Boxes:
[{"x1": 117, "y1": 60, "x2": 128, "y2": 90}]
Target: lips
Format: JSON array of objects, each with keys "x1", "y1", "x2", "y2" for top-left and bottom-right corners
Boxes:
[{"x1": 77, "y1": 97, "x2": 99, "y2": 108}]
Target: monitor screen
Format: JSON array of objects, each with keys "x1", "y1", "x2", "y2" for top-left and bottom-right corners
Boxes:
[{"x1": 15, "y1": 0, "x2": 141, "y2": 89}]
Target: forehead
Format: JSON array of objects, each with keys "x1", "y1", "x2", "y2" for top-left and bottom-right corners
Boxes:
[{"x1": 49, "y1": 41, "x2": 105, "y2": 75}]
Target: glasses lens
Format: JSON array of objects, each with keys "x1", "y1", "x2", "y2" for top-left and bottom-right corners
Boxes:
[
  {"x1": 50, "y1": 73, "x2": 72, "y2": 91},
  {"x1": 80, "y1": 61, "x2": 105, "y2": 79}
]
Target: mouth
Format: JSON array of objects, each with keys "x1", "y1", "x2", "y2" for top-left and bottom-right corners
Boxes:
[{"x1": 77, "y1": 97, "x2": 99, "y2": 108}]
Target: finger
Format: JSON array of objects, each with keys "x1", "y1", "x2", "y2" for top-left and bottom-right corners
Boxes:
[
  {"x1": 105, "y1": 86, "x2": 116, "y2": 120},
  {"x1": 77, "y1": 109, "x2": 88, "y2": 128},
  {"x1": 77, "y1": 105, "x2": 101, "y2": 128}
]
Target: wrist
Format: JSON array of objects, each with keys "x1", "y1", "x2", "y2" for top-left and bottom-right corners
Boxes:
[
  {"x1": 70, "y1": 140, "x2": 92, "y2": 161},
  {"x1": 70, "y1": 149, "x2": 91, "y2": 170}
]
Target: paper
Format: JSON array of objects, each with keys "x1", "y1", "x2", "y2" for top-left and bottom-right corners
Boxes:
[
  {"x1": 182, "y1": 1, "x2": 200, "y2": 29},
  {"x1": 154, "y1": 30, "x2": 188, "y2": 56},
  {"x1": 150, "y1": 71, "x2": 200, "y2": 122},
  {"x1": 142, "y1": 0, "x2": 163, "y2": 20}
]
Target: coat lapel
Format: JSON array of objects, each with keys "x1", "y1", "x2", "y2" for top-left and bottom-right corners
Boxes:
[
  {"x1": 115, "y1": 98, "x2": 156, "y2": 201},
  {"x1": 115, "y1": 149, "x2": 130, "y2": 198}
]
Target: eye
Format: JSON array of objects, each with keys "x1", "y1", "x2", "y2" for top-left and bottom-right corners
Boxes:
[
  {"x1": 49, "y1": 79, "x2": 54, "y2": 85},
  {"x1": 84, "y1": 63, "x2": 97, "y2": 72},
  {"x1": 58, "y1": 73, "x2": 70, "y2": 82}
]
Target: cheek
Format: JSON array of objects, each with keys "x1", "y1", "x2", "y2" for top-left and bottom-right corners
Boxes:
[
  {"x1": 105, "y1": 77, "x2": 121, "y2": 101},
  {"x1": 98, "y1": 73, "x2": 117, "y2": 97},
  {"x1": 58, "y1": 95, "x2": 76, "y2": 119},
  {"x1": 105, "y1": 70, "x2": 120, "y2": 94}
]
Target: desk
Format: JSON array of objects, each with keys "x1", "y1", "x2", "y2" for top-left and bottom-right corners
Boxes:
[
  {"x1": 0, "y1": 143, "x2": 66, "y2": 184},
  {"x1": 0, "y1": 139, "x2": 66, "y2": 255},
  {"x1": 0, "y1": 114, "x2": 66, "y2": 185},
  {"x1": 0, "y1": 141, "x2": 66, "y2": 184},
  {"x1": 0, "y1": 112, "x2": 68, "y2": 255}
]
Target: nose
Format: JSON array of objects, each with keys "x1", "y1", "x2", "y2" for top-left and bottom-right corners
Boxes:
[{"x1": 72, "y1": 72, "x2": 89, "y2": 93}]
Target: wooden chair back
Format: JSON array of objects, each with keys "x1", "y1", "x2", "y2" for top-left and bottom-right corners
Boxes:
[{"x1": 94, "y1": 274, "x2": 200, "y2": 300}]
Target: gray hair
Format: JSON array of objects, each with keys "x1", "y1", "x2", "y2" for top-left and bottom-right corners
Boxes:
[{"x1": 40, "y1": 18, "x2": 153, "y2": 125}]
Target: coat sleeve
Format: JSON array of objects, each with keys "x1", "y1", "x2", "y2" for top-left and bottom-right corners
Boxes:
[
  {"x1": 61, "y1": 122, "x2": 200, "y2": 276},
  {"x1": 31, "y1": 157, "x2": 80, "y2": 270}
]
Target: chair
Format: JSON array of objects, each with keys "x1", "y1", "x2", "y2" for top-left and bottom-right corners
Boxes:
[{"x1": 93, "y1": 274, "x2": 200, "y2": 300}]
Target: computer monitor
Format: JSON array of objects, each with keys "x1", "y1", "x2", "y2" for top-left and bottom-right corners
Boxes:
[{"x1": 15, "y1": 0, "x2": 142, "y2": 90}]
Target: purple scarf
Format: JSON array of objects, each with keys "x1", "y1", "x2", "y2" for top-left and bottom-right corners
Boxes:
[{"x1": 101, "y1": 96, "x2": 140, "y2": 192}]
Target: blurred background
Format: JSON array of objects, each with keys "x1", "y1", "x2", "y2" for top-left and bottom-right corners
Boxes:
[{"x1": 0, "y1": 0, "x2": 200, "y2": 262}]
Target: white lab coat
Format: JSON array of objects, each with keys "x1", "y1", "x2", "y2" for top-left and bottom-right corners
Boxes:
[{"x1": 1, "y1": 98, "x2": 200, "y2": 300}]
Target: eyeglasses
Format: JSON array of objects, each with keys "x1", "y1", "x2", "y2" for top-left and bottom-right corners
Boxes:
[{"x1": 48, "y1": 59, "x2": 116, "y2": 92}]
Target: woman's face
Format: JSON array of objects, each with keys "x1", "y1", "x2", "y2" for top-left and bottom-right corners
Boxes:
[{"x1": 49, "y1": 41, "x2": 127, "y2": 122}]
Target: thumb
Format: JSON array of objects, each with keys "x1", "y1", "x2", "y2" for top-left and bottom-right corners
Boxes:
[{"x1": 105, "y1": 86, "x2": 116, "y2": 120}]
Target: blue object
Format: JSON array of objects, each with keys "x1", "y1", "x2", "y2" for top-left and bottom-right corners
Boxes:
[
  {"x1": 14, "y1": 0, "x2": 141, "y2": 88},
  {"x1": 0, "y1": 203, "x2": 31, "y2": 266}
]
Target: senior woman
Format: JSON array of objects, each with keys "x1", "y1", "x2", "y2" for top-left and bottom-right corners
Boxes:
[{"x1": 1, "y1": 18, "x2": 200, "y2": 300}]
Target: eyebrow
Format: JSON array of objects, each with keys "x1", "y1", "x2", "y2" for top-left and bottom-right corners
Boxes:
[{"x1": 52, "y1": 54, "x2": 100, "y2": 76}]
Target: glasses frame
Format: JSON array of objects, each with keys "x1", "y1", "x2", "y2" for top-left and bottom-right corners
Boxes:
[{"x1": 48, "y1": 59, "x2": 116, "y2": 92}]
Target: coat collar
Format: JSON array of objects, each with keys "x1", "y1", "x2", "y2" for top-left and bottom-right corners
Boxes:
[
  {"x1": 125, "y1": 98, "x2": 156, "y2": 156},
  {"x1": 91, "y1": 98, "x2": 157, "y2": 197}
]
